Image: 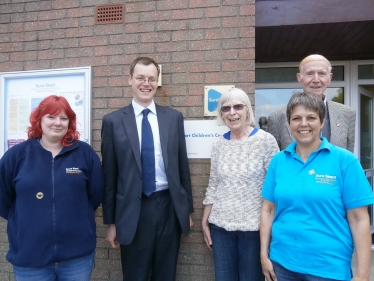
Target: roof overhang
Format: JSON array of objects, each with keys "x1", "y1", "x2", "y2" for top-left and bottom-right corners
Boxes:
[{"x1": 255, "y1": 0, "x2": 374, "y2": 62}]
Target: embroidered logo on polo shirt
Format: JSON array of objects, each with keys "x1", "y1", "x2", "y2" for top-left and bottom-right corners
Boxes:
[
  {"x1": 308, "y1": 169, "x2": 315, "y2": 175},
  {"x1": 315, "y1": 174, "x2": 336, "y2": 185},
  {"x1": 66, "y1": 167, "x2": 82, "y2": 174}
]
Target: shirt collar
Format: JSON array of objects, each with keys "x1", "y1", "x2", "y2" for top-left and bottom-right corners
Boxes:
[
  {"x1": 132, "y1": 100, "x2": 156, "y2": 117},
  {"x1": 322, "y1": 94, "x2": 327, "y2": 106},
  {"x1": 284, "y1": 137, "x2": 332, "y2": 156}
]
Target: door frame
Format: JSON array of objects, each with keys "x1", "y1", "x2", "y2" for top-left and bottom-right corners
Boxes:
[
  {"x1": 351, "y1": 60, "x2": 374, "y2": 157},
  {"x1": 357, "y1": 86, "x2": 374, "y2": 168}
]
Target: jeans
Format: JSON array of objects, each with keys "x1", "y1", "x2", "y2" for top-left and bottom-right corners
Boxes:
[
  {"x1": 272, "y1": 261, "x2": 342, "y2": 281},
  {"x1": 13, "y1": 251, "x2": 95, "y2": 281},
  {"x1": 210, "y1": 224, "x2": 264, "y2": 281}
]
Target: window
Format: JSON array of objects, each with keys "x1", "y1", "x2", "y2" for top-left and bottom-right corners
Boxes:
[{"x1": 255, "y1": 65, "x2": 345, "y2": 130}]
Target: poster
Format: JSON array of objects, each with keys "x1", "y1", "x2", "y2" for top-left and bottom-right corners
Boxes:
[{"x1": 0, "y1": 67, "x2": 91, "y2": 156}]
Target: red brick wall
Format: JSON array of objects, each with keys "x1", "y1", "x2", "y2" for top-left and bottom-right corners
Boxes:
[{"x1": 0, "y1": 1, "x2": 255, "y2": 280}]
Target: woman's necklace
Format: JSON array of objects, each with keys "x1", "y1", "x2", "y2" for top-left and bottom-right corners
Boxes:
[
  {"x1": 296, "y1": 148, "x2": 310, "y2": 159},
  {"x1": 299, "y1": 154, "x2": 310, "y2": 159},
  {"x1": 296, "y1": 140, "x2": 321, "y2": 160}
]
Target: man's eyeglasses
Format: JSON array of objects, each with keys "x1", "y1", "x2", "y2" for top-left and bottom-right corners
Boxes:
[
  {"x1": 221, "y1": 104, "x2": 247, "y2": 112},
  {"x1": 135, "y1": 77, "x2": 157, "y2": 84}
]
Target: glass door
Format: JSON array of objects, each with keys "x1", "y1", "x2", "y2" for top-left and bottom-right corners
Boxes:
[
  {"x1": 359, "y1": 86, "x2": 374, "y2": 170},
  {"x1": 358, "y1": 86, "x2": 374, "y2": 248}
]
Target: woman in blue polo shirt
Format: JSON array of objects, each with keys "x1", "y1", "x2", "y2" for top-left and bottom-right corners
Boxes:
[{"x1": 260, "y1": 92, "x2": 374, "y2": 281}]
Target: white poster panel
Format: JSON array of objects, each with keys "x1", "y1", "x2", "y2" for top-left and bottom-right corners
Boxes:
[
  {"x1": 0, "y1": 67, "x2": 91, "y2": 157},
  {"x1": 184, "y1": 120, "x2": 228, "y2": 158}
]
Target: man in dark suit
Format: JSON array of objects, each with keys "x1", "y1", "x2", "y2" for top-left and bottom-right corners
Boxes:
[
  {"x1": 101, "y1": 57, "x2": 193, "y2": 281},
  {"x1": 268, "y1": 54, "x2": 356, "y2": 152}
]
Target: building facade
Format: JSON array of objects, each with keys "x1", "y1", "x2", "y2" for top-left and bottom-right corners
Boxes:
[
  {"x1": 0, "y1": 0, "x2": 373, "y2": 280},
  {"x1": 0, "y1": 1, "x2": 253, "y2": 280}
]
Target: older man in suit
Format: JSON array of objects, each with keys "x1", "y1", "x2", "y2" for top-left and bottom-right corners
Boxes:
[
  {"x1": 267, "y1": 54, "x2": 356, "y2": 152},
  {"x1": 101, "y1": 57, "x2": 193, "y2": 281}
]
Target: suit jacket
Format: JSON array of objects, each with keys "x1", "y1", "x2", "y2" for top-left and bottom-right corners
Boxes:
[
  {"x1": 101, "y1": 103, "x2": 193, "y2": 245},
  {"x1": 267, "y1": 100, "x2": 356, "y2": 152}
]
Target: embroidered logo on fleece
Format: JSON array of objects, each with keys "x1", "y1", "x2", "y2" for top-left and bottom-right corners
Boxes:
[{"x1": 66, "y1": 167, "x2": 82, "y2": 174}]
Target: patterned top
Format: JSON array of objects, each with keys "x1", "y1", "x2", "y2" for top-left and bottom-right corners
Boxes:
[{"x1": 203, "y1": 129, "x2": 279, "y2": 231}]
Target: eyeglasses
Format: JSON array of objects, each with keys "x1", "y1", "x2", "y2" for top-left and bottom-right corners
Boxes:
[
  {"x1": 221, "y1": 104, "x2": 247, "y2": 112},
  {"x1": 135, "y1": 77, "x2": 157, "y2": 84}
]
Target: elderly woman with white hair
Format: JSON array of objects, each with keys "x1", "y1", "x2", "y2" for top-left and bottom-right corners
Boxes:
[{"x1": 202, "y1": 88, "x2": 279, "y2": 281}]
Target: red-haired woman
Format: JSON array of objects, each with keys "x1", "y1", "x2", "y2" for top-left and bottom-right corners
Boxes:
[{"x1": 0, "y1": 95, "x2": 104, "y2": 281}]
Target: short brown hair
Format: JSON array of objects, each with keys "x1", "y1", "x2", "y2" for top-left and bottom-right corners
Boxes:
[
  {"x1": 286, "y1": 92, "x2": 325, "y2": 125},
  {"x1": 129, "y1": 57, "x2": 160, "y2": 77}
]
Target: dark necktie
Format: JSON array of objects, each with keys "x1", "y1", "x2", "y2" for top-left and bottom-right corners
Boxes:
[
  {"x1": 141, "y1": 109, "x2": 156, "y2": 196},
  {"x1": 321, "y1": 102, "x2": 331, "y2": 141}
]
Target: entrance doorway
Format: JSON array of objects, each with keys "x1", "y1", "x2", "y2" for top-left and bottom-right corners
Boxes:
[
  {"x1": 255, "y1": 61, "x2": 374, "y2": 246},
  {"x1": 358, "y1": 86, "x2": 374, "y2": 247},
  {"x1": 359, "y1": 86, "x2": 374, "y2": 171}
]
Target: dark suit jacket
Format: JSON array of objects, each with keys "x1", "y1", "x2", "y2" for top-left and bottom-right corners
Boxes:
[
  {"x1": 101, "y1": 103, "x2": 193, "y2": 245},
  {"x1": 267, "y1": 100, "x2": 356, "y2": 152}
]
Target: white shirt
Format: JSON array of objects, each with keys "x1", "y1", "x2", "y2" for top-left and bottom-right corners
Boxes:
[{"x1": 132, "y1": 100, "x2": 168, "y2": 191}]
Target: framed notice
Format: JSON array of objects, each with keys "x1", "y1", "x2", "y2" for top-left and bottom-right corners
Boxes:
[
  {"x1": 184, "y1": 120, "x2": 228, "y2": 158},
  {"x1": 0, "y1": 67, "x2": 91, "y2": 157}
]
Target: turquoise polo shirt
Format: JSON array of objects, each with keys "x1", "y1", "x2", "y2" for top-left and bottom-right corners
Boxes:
[{"x1": 262, "y1": 138, "x2": 374, "y2": 280}]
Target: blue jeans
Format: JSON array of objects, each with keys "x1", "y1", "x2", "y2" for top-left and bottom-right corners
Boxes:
[
  {"x1": 13, "y1": 251, "x2": 95, "y2": 281},
  {"x1": 272, "y1": 261, "x2": 342, "y2": 281},
  {"x1": 210, "y1": 224, "x2": 264, "y2": 281}
]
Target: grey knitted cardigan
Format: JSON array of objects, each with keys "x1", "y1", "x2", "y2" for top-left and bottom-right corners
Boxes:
[{"x1": 203, "y1": 129, "x2": 279, "y2": 231}]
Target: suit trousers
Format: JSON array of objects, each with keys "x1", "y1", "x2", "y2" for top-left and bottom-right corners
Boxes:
[{"x1": 120, "y1": 189, "x2": 182, "y2": 281}]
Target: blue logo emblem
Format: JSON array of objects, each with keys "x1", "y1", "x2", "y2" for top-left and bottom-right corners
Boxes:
[{"x1": 208, "y1": 89, "x2": 222, "y2": 112}]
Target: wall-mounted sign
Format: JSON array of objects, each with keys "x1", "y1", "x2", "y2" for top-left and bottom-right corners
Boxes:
[
  {"x1": 184, "y1": 120, "x2": 228, "y2": 158},
  {"x1": 158, "y1": 64, "x2": 162, "y2": 87},
  {"x1": 204, "y1": 85, "x2": 235, "y2": 116},
  {"x1": 0, "y1": 67, "x2": 91, "y2": 157}
]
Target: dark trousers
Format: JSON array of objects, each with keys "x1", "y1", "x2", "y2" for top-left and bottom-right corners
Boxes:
[{"x1": 120, "y1": 190, "x2": 182, "y2": 281}]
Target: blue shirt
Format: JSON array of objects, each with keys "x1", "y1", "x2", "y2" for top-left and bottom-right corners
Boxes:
[{"x1": 262, "y1": 138, "x2": 374, "y2": 280}]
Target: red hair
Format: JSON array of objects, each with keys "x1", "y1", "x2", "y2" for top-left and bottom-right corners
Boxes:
[{"x1": 27, "y1": 95, "x2": 80, "y2": 146}]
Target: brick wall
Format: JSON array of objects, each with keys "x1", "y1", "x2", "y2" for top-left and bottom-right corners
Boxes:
[{"x1": 0, "y1": 1, "x2": 255, "y2": 280}]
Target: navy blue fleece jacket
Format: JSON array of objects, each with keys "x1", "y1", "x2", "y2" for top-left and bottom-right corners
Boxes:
[{"x1": 0, "y1": 138, "x2": 104, "y2": 267}]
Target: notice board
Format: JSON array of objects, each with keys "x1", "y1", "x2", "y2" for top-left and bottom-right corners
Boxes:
[{"x1": 0, "y1": 67, "x2": 91, "y2": 157}]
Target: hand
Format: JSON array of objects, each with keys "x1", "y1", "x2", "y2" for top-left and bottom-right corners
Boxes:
[
  {"x1": 189, "y1": 214, "x2": 194, "y2": 229},
  {"x1": 106, "y1": 224, "x2": 119, "y2": 248},
  {"x1": 351, "y1": 277, "x2": 369, "y2": 281},
  {"x1": 201, "y1": 219, "x2": 212, "y2": 250},
  {"x1": 261, "y1": 256, "x2": 277, "y2": 281}
]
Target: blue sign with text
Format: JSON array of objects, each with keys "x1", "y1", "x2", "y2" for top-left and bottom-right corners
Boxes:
[{"x1": 207, "y1": 89, "x2": 222, "y2": 112}]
